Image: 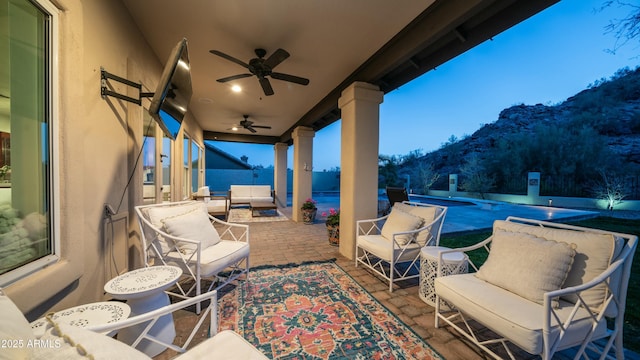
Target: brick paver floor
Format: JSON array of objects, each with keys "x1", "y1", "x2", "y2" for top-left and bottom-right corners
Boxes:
[{"x1": 156, "y1": 217, "x2": 638, "y2": 360}]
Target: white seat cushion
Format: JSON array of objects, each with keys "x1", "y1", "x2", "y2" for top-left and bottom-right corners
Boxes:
[
  {"x1": 230, "y1": 186, "x2": 252, "y2": 198},
  {"x1": 166, "y1": 240, "x2": 249, "y2": 276},
  {"x1": 206, "y1": 199, "x2": 229, "y2": 214},
  {"x1": 250, "y1": 186, "x2": 272, "y2": 198},
  {"x1": 435, "y1": 274, "x2": 607, "y2": 355},
  {"x1": 175, "y1": 330, "x2": 268, "y2": 360},
  {"x1": 357, "y1": 234, "x2": 421, "y2": 262}
]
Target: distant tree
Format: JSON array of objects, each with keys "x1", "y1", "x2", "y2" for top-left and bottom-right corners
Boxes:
[
  {"x1": 400, "y1": 149, "x2": 424, "y2": 166},
  {"x1": 418, "y1": 162, "x2": 440, "y2": 195},
  {"x1": 484, "y1": 122, "x2": 616, "y2": 193},
  {"x1": 590, "y1": 171, "x2": 629, "y2": 210},
  {"x1": 459, "y1": 154, "x2": 495, "y2": 199},
  {"x1": 439, "y1": 135, "x2": 465, "y2": 166},
  {"x1": 378, "y1": 154, "x2": 401, "y2": 188}
]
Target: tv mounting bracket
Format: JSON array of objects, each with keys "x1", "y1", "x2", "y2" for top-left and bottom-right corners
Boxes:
[{"x1": 100, "y1": 67, "x2": 154, "y2": 105}]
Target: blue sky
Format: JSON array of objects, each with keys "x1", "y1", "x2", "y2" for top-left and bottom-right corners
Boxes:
[{"x1": 211, "y1": 0, "x2": 639, "y2": 171}]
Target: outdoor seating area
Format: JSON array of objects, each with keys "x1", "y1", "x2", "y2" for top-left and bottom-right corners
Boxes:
[{"x1": 3, "y1": 199, "x2": 637, "y2": 360}]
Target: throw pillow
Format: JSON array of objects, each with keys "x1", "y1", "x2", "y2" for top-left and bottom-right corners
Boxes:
[
  {"x1": 493, "y1": 220, "x2": 620, "y2": 312},
  {"x1": 381, "y1": 207, "x2": 424, "y2": 245},
  {"x1": 393, "y1": 203, "x2": 438, "y2": 246},
  {"x1": 475, "y1": 229, "x2": 576, "y2": 307},
  {"x1": 146, "y1": 202, "x2": 207, "y2": 253},
  {"x1": 162, "y1": 208, "x2": 221, "y2": 253}
]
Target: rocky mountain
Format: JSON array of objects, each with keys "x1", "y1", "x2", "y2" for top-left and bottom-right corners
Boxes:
[{"x1": 397, "y1": 66, "x2": 640, "y2": 192}]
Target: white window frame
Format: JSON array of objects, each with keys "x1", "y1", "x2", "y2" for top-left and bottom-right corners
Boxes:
[{"x1": 0, "y1": 0, "x2": 60, "y2": 287}]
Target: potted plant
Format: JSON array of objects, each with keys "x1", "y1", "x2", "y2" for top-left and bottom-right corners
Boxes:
[
  {"x1": 322, "y1": 208, "x2": 340, "y2": 246},
  {"x1": 301, "y1": 198, "x2": 317, "y2": 224}
]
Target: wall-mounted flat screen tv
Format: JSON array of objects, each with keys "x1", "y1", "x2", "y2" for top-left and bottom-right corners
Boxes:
[{"x1": 149, "y1": 38, "x2": 192, "y2": 140}]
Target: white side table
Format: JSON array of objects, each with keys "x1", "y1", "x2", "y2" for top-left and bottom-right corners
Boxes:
[
  {"x1": 419, "y1": 246, "x2": 468, "y2": 307},
  {"x1": 104, "y1": 266, "x2": 182, "y2": 357},
  {"x1": 31, "y1": 301, "x2": 130, "y2": 337}
]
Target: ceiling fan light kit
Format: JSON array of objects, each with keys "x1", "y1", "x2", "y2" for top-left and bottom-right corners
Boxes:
[{"x1": 210, "y1": 48, "x2": 309, "y2": 96}]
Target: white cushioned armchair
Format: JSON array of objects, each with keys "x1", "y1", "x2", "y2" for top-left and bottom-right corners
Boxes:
[
  {"x1": 434, "y1": 217, "x2": 638, "y2": 360},
  {"x1": 355, "y1": 201, "x2": 447, "y2": 292},
  {"x1": 135, "y1": 201, "x2": 250, "y2": 313}
]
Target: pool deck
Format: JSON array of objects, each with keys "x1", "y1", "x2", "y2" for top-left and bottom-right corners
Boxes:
[{"x1": 439, "y1": 199, "x2": 600, "y2": 235}]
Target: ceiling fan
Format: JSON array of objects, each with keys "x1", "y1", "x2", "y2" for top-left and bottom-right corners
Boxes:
[
  {"x1": 229, "y1": 115, "x2": 272, "y2": 133},
  {"x1": 209, "y1": 48, "x2": 310, "y2": 96}
]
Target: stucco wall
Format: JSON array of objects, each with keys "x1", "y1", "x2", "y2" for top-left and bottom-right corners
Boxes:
[{"x1": 5, "y1": 0, "x2": 202, "y2": 318}]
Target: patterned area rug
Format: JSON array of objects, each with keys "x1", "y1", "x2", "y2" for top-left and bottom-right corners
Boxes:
[
  {"x1": 227, "y1": 208, "x2": 290, "y2": 223},
  {"x1": 217, "y1": 261, "x2": 443, "y2": 360}
]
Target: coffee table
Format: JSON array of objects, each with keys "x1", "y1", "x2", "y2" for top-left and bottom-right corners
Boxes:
[
  {"x1": 250, "y1": 200, "x2": 278, "y2": 217},
  {"x1": 104, "y1": 265, "x2": 182, "y2": 357}
]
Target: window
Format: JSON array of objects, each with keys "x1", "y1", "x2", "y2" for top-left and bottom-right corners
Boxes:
[
  {"x1": 142, "y1": 112, "x2": 156, "y2": 204},
  {"x1": 183, "y1": 134, "x2": 190, "y2": 198},
  {"x1": 191, "y1": 141, "x2": 201, "y2": 193},
  {"x1": 0, "y1": 0, "x2": 58, "y2": 285},
  {"x1": 181, "y1": 134, "x2": 202, "y2": 198},
  {"x1": 162, "y1": 135, "x2": 172, "y2": 202}
]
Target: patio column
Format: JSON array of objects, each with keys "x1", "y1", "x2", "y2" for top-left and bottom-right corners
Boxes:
[
  {"x1": 273, "y1": 142, "x2": 288, "y2": 208},
  {"x1": 292, "y1": 126, "x2": 315, "y2": 222},
  {"x1": 338, "y1": 82, "x2": 383, "y2": 259}
]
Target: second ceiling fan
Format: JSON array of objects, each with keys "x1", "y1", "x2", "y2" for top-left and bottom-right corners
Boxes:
[
  {"x1": 210, "y1": 48, "x2": 309, "y2": 96},
  {"x1": 231, "y1": 115, "x2": 271, "y2": 133}
]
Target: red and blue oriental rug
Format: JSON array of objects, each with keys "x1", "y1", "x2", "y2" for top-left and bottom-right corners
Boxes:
[{"x1": 217, "y1": 260, "x2": 443, "y2": 359}]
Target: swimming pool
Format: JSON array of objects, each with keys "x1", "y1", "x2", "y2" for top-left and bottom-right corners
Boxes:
[{"x1": 407, "y1": 195, "x2": 475, "y2": 207}]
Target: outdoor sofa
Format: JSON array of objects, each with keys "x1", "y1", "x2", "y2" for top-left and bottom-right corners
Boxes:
[
  {"x1": 228, "y1": 185, "x2": 275, "y2": 205},
  {"x1": 434, "y1": 216, "x2": 637, "y2": 360}
]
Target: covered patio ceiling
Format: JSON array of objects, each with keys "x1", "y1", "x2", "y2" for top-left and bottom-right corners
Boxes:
[{"x1": 121, "y1": 0, "x2": 559, "y2": 146}]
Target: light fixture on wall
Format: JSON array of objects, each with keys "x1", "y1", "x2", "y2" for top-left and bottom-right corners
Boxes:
[{"x1": 304, "y1": 163, "x2": 313, "y2": 172}]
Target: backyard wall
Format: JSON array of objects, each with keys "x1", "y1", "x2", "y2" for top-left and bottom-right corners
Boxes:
[
  {"x1": 205, "y1": 169, "x2": 340, "y2": 194},
  {"x1": 428, "y1": 190, "x2": 640, "y2": 211}
]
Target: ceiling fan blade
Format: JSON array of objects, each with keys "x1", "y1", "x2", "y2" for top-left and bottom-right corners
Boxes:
[
  {"x1": 209, "y1": 50, "x2": 251, "y2": 69},
  {"x1": 263, "y1": 48, "x2": 290, "y2": 69},
  {"x1": 216, "y1": 73, "x2": 253, "y2": 83},
  {"x1": 251, "y1": 125, "x2": 272, "y2": 129},
  {"x1": 259, "y1": 77, "x2": 274, "y2": 96},
  {"x1": 271, "y1": 72, "x2": 310, "y2": 85},
  {"x1": 246, "y1": 126, "x2": 257, "y2": 133}
]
